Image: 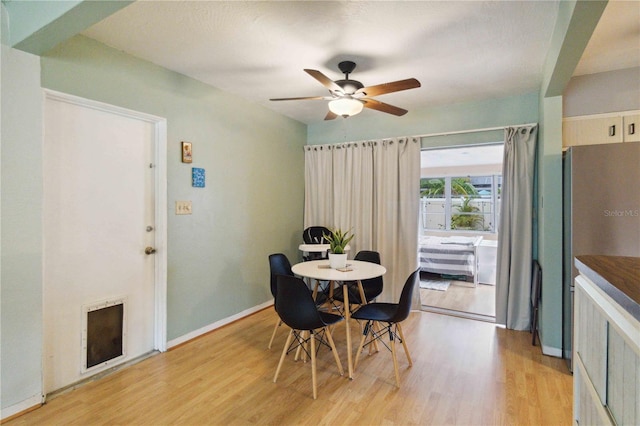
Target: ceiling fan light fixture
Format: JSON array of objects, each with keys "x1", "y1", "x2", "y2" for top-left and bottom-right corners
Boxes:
[{"x1": 328, "y1": 97, "x2": 364, "y2": 117}]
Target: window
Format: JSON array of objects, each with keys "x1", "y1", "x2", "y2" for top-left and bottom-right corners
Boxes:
[
  {"x1": 421, "y1": 176, "x2": 501, "y2": 232},
  {"x1": 420, "y1": 144, "x2": 503, "y2": 234}
]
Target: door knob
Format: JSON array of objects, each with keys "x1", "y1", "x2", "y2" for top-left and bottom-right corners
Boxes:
[{"x1": 145, "y1": 247, "x2": 156, "y2": 255}]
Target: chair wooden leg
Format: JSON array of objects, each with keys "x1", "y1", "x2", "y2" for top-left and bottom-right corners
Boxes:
[
  {"x1": 268, "y1": 318, "x2": 281, "y2": 349},
  {"x1": 390, "y1": 331, "x2": 400, "y2": 388},
  {"x1": 353, "y1": 321, "x2": 370, "y2": 371},
  {"x1": 310, "y1": 331, "x2": 317, "y2": 400},
  {"x1": 274, "y1": 329, "x2": 294, "y2": 383},
  {"x1": 294, "y1": 330, "x2": 308, "y2": 362},
  {"x1": 369, "y1": 321, "x2": 380, "y2": 354},
  {"x1": 396, "y1": 323, "x2": 412, "y2": 366},
  {"x1": 325, "y1": 326, "x2": 344, "y2": 376}
]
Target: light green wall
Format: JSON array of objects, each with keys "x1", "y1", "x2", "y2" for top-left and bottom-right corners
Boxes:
[
  {"x1": 308, "y1": 92, "x2": 539, "y2": 146},
  {"x1": 537, "y1": 95, "x2": 564, "y2": 352},
  {"x1": 40, "y1": 35, "x2": 307, "y2": 340},
  {"x1": 542, "y1": 1, "x2": 607, "y2": 98},
  {"x1": 536, "y1": 0, "x2": 607, "y2": 353},
  {"x1": 1, "y1": 33, "x2": 305, "y2": 413},
  {"x1": 2, "y1": 0, "x2": 132, "y2": 54},
  {"x1": 1, "y1": 44, "x2": 44, "y2": 411}
]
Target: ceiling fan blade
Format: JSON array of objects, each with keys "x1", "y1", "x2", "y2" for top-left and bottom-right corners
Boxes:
[
  {"x1": 324, "y1": 110, "x2": 338, "y2": 120},
  {"x1": 362, "y1": 98, "x2": 408, "y2": 116},
  {"x1": 270, "y1": 96, "x2": 329, "y2": 101},
  {"x1": 304, "y1": 69, "x2": 343, "y2": 93},
  {"x1": 356, "y1": 78, "x2": 421, "y2": 97}
]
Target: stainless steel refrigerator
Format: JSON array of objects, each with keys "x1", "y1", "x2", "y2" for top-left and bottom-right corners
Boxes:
[{"x1": 562, "y1": 142, "x2": 640, "y2": 371}]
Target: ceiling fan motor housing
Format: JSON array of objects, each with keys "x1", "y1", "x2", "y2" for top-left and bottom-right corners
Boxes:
[
  {"x1": 335, "y1": 79, "x2": 364, "y2": 94},
  {"x1": 336, "y1": 61, "x2": 362, "y2": 94}
]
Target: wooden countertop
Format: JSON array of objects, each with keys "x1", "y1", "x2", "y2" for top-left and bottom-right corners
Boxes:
[{"x1": 575, "y1": 255, "x2": 640, "y2": 321}]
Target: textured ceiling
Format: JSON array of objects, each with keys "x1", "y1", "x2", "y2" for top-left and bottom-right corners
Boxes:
[{"x1": 81, "y1": 0, "x2": 638, "y2": 125}]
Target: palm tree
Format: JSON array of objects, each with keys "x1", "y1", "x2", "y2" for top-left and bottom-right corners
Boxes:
[
  {"x1": 451, "y1": 196, "x2": 484, "y2": 230},
  {"x1": 420, "y1": 177, "x2": 478, "y2": 198}
]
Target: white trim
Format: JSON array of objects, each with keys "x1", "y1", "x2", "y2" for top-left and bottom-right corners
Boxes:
[
  {"x1": 1, "y1": 394, "x2": 42, "y2": 421},
  {"x1": 43, "y1": 90, "x2": 164, "y2": 124},
  {"x1": 541, "y1": 344, "x2": 563, "y2": 358},
  {"x1": 153, "y1": 117, "x2": 168, "y2": 352},
  {"x1": 167, "y1": 301, "x2": 273, "y2": 349},
  {"x1": 537, "y1": 325, "x2": 563, "y2": 358}
]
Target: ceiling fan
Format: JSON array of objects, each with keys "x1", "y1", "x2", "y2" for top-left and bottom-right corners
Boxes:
[{"x1": 270, "y1": 61, "x2": 421, "y2": 120}]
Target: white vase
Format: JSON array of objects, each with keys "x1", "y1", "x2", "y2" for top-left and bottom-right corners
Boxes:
[{"x1": 329, "y1": 253, "x2": 348, "y2": 269}]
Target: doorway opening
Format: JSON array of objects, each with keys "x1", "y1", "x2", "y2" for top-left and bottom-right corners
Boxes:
[{"x1": 418, "y1": 144, "x2": 502, "y2": 321}]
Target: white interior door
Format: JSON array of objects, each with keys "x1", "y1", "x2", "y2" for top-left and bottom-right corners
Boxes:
[{"x1": 43, "y1": 93, "x2": 166, "y2": 393}]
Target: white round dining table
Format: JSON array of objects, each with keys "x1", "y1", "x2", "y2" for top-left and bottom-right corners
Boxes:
[{"x1": 291, "y1": 259, "x2": 386, "y2": 379}]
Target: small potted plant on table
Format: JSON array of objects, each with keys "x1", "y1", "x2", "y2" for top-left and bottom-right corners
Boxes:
[{"x1": 323, "y1": 228, "x2": 354, "y2": 269}]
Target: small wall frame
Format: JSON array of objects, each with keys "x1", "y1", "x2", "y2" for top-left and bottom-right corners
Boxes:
[
  {"x1": 192, "y1": 168, "x2": 205, "y2": 188},
  {"x1": 181, "y1": 141, "x2": 192, "y2": 163}
]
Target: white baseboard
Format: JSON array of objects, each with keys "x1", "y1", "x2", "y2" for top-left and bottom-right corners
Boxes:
[
  {"x1": 1, "y1": 394, "x2": 42, "y2": 421},
  {"x1": 541, "y1": 344, "x2": 563, "y2": 358},
  {"x1": 3, "y1": 302, "x2": 274, "y2": 421},
  {"x1": 538, "y1": 328, "x2": 563, "y2": 358},
  {"x1": 167, "y1": 300, "x2": 273, "y2": 349}
]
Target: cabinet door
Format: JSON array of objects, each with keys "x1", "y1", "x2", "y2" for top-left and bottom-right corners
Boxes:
[
  {"x1": 575, "y1": 283, "x2": 608, "y2": 404},
  {"x1": 623, "y1": 113, "x2": 640, "y2": 142},
  {"x1": 575, "y1": 365, "x2": 613, "y2": 426},
  {"x1": 563, "y1": 116, "x2": 624, "y2": 147},
  {"x1": 607, "y1": 325, "x2": 640, "y2": 425}
]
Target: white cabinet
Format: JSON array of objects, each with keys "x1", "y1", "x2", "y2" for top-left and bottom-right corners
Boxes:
[
  {"x1": 574, "y1": 274, "x2": 640, "y2": 426},
  {"x1": 623, "y1": 112, "x2": 640, "y2": 143},
  {"x1": 563, "y1": 110, "x2": 640, "y2": 147},
  {"x1": 477, "y1": 240, "x2": 497, "y2": 285}
]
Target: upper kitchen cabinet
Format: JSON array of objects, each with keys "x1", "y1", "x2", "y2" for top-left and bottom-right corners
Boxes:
[{"x1": 563, "y1": 110, "x2": 640, "y2": 148}]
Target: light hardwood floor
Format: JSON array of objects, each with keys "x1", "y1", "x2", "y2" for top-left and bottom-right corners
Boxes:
[
  {"x1": 7, "y1": 308, "x2": 572, "y2": 425},
  {"x1": 420, "y1": 274, "x2": 496, "y2": 318}
]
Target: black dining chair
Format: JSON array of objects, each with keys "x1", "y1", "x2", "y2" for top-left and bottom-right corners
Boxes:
[
  {"x1": 268, "y1": 253, "x2": 294, "y2": 349},
  {"x1": 351, "y1": 268, "x2": 419, "y2": 388},
  {"x1": 333, "y1": 250, "x2": 383, "y2": 312},
  {"x1": 273, "y1": 274, "x2": 344, "y2": 399}
]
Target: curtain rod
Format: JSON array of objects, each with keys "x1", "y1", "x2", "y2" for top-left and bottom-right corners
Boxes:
[{"x1": 417, "y1": 122, "x2": 537, "y2": 139}]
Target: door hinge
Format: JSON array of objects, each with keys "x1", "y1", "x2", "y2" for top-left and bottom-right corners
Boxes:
[{"x1": 149, "y1": 163, "x2": 155, "y2": 168}]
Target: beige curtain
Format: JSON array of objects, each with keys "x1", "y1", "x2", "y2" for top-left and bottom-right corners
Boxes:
[
  {"x1": 495, "y1": 125, "x2": 538, "y2": 330},
  {"x1": 304, "y1": 137, "x2": 420, "y2": 304},
  {"x1": 304, "y1": 145, "x2": 334, "y2": 227}
]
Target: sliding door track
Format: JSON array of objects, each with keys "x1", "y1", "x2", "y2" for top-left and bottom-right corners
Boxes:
[{"x1": 421, "y1": 305, "x2": 496, "y2": 323}]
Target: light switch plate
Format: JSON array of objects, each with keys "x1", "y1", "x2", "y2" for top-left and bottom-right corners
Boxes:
[{"x1": 175, "y1": 201, "x2": 192, "y2": 215}]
